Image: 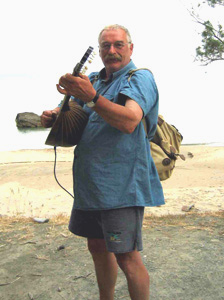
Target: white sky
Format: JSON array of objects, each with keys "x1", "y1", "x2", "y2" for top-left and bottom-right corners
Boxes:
[{"x1": 1, "y1": 0, "x2": 224, "y2": 144}]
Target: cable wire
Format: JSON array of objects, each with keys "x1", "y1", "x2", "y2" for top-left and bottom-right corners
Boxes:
[{"x1": 53, "y1": 146, "x2": 74, "y2": 199}]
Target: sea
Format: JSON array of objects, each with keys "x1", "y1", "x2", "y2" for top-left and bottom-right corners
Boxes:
[
  {"x1": 1, "y1": 65, "x2": 224, "y2": 152},
  {"x1": 1, "y1": 108, "x2": 223, "y2": 153},
  {"x1": 0, "y1": 115, "x2": 52, "y2": 152}
]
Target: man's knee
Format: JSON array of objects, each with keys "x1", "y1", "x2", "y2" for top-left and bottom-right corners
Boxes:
[
  {"x1": 87, "y1": 238, "x2": 108, "y2": 254},
  {"x1": 115, "y1": 250, "x2": 143, "y2": 273},
  {"x1": 115, "y1": 251, "x2": 134, "y2": 270}
]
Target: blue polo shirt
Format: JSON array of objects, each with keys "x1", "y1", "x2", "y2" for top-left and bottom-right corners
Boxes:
[{"x1": 72, "y1": 60, "x2": 164, "y2": 210}]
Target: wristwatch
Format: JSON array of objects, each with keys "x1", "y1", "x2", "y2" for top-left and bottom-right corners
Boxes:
[{"x1": 86, "y1": 92, "x2": 100, "y2": 108}]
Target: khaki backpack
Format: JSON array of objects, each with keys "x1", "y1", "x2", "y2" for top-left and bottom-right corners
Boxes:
[
  {"x1": 143, "y1": 116, "x2": 185, "y2": 181},
  {"x1": 128, "y1": 69, "x2": 185, "y2": 181}
]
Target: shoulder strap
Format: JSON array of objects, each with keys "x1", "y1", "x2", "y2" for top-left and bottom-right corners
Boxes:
[
  {"x1": 128, "y1": 68, "x2": 152, "y2": 82},
  {"x1": 91, "y1": 74, "x2": 99, "y2": 85},
  {"x1": 142, "y1": 117, "x2": 148, "y2": 138},
  {"x1": 127, "y1": 68, "x2": 152, "y2": 137}
]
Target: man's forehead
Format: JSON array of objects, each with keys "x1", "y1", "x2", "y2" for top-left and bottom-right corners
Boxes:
[{"x1": 100, "y1": 29, "x2": 126, "y2": 42}]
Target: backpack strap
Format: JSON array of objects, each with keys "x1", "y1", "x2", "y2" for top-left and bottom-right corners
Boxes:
[
  {"x1": 127, "y1": 68, "x2": 152, "y2": 137},
  {"x1": 91, "y1": 74, "x2": 99, "y2": 85},
  {"x1": 142, "y1": 117, "x2": 148, "y2": 138},
  {"x1": 128, "y1": 68, "x2": 152, "y2": 82}
]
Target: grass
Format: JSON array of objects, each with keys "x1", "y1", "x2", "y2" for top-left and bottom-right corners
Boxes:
[
  {"x1": 0, "y1": 214, "x2": 70, "y2": 234},
  {"x1": 143, "y1": 211, "x2": 224, "y2": 233},
  {"x1": 1, "y1": 211, "x2": 223, "y2": 230}
]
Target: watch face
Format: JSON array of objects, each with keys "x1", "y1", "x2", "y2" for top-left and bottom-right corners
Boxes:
[{"x1": 86, "y1": 101, "x2": 95, "y2": 108}]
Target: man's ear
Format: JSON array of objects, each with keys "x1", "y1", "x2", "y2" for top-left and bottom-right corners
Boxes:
[
  {"x1": 130, "y1": 43, "x2": 134, "y2": 55},
  {"x1": 99, "y1": 48, "x2": 102, "y2": 58}
]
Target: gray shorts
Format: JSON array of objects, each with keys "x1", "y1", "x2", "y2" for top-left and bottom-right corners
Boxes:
[{"x1": 69, "y1": 207, "x2": 144, "y2": 254}]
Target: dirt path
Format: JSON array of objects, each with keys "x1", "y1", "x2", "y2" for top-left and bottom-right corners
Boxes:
[{"x1": 1, "y1": 212, "x2": 224, "y2": 300}]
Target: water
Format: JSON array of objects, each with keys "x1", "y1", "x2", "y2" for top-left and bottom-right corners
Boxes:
[
  {"x1": 1, "y1": 114, "x2": 223, "y2": 153},
  {"x1": 0, "y1": 121, "x2": 52, "y2": 152},
  {"x1": 1, "y1": 92, "x2": 224, "y2": 152},
  {"x1": 1, "y1": 86, "x2": 224, "y2": 152},
  {"x1": 0, "y1": 75, "x2": 61, "y2": 152},
  {"x1": 1, "y1": 62, "x2": 224, "y2": 152}
]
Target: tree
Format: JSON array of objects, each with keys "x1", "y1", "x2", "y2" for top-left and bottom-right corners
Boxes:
[
  {"x1": 192, "y1": 0, "x2": 224, "y2": 65},
  {"x1": 206, "y1": 0, "x2": 224, "y2": 7}
]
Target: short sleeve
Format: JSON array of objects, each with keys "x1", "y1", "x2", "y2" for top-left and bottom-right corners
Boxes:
[{"x1": 119, "y1": 70, "x2": 158, "y2": 116}]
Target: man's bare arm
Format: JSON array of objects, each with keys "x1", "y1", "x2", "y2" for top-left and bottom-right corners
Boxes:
[
  {"x1": 93, "y1": 96, "x2": 143, "y2": 134},
  {"x1": 56, "y1": 73, "x2": 143, "y2": 134}
]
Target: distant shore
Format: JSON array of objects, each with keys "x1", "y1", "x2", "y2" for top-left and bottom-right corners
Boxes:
[{"x1": 0, "y1": 145, "x2": 224, "y2": 218}]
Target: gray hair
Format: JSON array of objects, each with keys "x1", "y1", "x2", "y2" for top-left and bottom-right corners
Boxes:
[{"x1": 98, "y1": 24, "x2": 132, "y2": 44}]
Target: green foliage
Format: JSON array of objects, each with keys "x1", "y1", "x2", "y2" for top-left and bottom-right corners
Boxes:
[
  {"x1": 194, "y1": 0, "x2": 224, "y2": 64},
  {"x1": 206, "y1": 0, "x2": 224, "y2": 7},
  {"x1": 196, "y1": 21, "x2": 224, "y2": 64}
]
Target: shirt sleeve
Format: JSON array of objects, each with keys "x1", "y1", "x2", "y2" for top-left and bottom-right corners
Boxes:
[{"x1": 119, "y1": 70, "x2": 158, "y2": 117}]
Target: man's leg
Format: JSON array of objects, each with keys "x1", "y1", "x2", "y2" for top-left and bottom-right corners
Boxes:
[
  {"x1": 88, "y1": 238, "x2": 118, "y2": 300},
  {"x1": 115, "y1": 250, "x2": 150, "y2": 300}
]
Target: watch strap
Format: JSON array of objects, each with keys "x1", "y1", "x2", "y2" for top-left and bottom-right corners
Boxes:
[{"x1": 91, "y1": 92, "x2": 100, "y2": 104}]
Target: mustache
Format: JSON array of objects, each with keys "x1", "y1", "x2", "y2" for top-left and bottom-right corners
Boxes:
[{"x1": 104, "y1": 54, "x2": 122, "y2": 62}]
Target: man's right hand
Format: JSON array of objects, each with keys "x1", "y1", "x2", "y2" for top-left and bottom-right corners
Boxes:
[{"x1": 40, "y1": 108, "x2": 60, "y2": 128}]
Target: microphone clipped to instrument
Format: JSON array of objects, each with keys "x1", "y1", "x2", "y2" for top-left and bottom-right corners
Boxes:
[{"x1": 45, "y1": 46, "x2": 96, "y2": 147}]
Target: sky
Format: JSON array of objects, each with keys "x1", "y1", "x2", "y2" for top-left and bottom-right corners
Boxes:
[{"x1": 1, "y1": 0, "x2": 224, "y2": 145}]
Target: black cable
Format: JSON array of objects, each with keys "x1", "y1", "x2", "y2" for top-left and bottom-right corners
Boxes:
[{"x1": 53, "y1": 146, "x2": 74, "y2": 199}]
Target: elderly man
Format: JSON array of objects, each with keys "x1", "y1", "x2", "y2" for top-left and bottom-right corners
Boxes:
[{"x1": 41, "y1": 24, "x2": 164, "y2": 300}]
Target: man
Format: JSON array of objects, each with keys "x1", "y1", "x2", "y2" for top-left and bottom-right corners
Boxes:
[{"x1": 41, "y1": 24, "x2": 164, "y2": 300}]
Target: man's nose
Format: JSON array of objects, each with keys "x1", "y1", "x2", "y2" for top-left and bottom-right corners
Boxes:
[{"x1": 108, "y1": 44, "x2": 116, "y2": 53}]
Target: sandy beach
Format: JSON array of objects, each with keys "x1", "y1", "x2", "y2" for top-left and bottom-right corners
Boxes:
[
  {"x1": 1, "y1": 145, "x2": 224, "y2": 300},
  {"x1": 0, "y1": 145, "x2": 224, "y2": 218}
]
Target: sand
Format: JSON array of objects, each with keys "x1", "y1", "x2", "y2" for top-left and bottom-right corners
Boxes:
[
  {"x1": 0, "y1": 145, "x2": 224, "y2": 218},
  {"x1": 1, "y1": 145, "x2": 224, "y2": 300}
]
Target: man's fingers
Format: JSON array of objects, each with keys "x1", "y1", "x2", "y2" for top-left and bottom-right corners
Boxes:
[
  {"x1": 41, "y1": 110, "x2": 59, "y2": 128},
  {"x1": 64, "y1": 73, "x2": 74, "y2": 82},
  {"x1": 78, "y1": 73, "x2": 84, "y2": 79},
  {"x1": 56, "y1": 84, "x2": 67, "y2": 95},
  {"x1": 42, "y1": 110, "x2": 53, "y2": 117},
  {"x1": 41, "y1": 115, "x2": 53, "y2": 128},
  {"x1": 78, "y1": 73, "x2": 89, "y2": 81},
  {"x1": 51, "y1": 111, "x2": 58, "y2": 121}
]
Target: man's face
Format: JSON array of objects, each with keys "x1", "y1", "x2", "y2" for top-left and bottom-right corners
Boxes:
[{"x1": 99, "y1": 28, "x2": 133, "y2": 75}]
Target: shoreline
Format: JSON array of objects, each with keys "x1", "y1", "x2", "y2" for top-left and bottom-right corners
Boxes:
[
  {"x1": 0, "y1": 145, "x2": 224, "y2": 218},
  {"x1": 1, "y1": 141, "x2": 224, "y2": 154}
]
